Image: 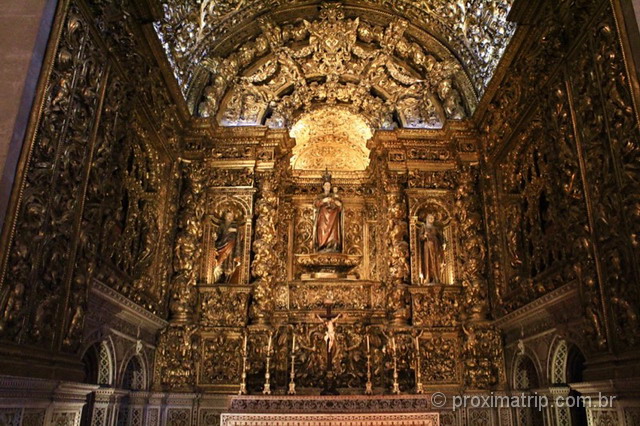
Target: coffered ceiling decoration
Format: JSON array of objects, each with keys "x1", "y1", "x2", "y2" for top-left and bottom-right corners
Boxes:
[{"x1": 151, "y1": 0, "x2": 513, "y2": 128}]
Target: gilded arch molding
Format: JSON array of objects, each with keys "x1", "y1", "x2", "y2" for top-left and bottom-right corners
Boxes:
[
  {"x1": 154, "y1": 0, "x2": 515, "y2": 99},
  {"x1": 181, "y1": 3, "x2": 479, "y2": 130}
]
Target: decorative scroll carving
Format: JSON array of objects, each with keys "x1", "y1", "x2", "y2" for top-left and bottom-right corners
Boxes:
[
  {"x1": 294, "y1": 205, "x2": 315, "y2": 256},
  {"x1": 0, "y1": 6, "x2": 106, "y2": 347},
  {"x1": 411, "y1": 287, "x2": 459, "y2": 328},
  {"x1": 155, "y1": 324, "x2": 199, "y2": 390},
  {"x1": 169, "y1": 163, "x2": 206, "y2": 323},
  {"x1": 407, "y1": 170, "x2": 456, "y2": 189},
  {"x1": 384, "y1": 178, "x2": 411, "y2": 325},
  {"x1": 200, "y1": 333, "x2": 242, "y2": 386},
  {"x1": 250, "y1": 178, "x2": 279, "y2": 324},
  {"x1": 208, "y1": 168, "x2": 254, "y2": 187},
  {"x1": 419, "y1": 335, "x2": 460, "y2": 383},
  {"x1": 196, "y1": 4, "x2": 471, "y2": 129},
  {"x1": 155, "y1": 0, "x2": 514, "y2": 98},
  {"x1": 200, "y1": 287, "x2": 250, "y2": 327},
  {"x1": 481, "y1": 0, "x2": 640, "y2": 356},
  {"x1": 461, "y1": 324, "x2": 503, "y2": 389},
  {"x1": 289, "y1": 109, "x2": 372, "y2": 171},
  {"x1": 288, "y1": 282, "x2": 376, "y2": 310},
  {"x1": 455, "y1": 166, "x2": 488, "y2": 321}
]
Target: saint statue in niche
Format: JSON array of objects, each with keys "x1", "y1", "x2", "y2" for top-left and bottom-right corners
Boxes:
[
  {"x1": 313, "y1": 171, "x2": 343, "y2": 253},
  {"x1": 212, "y1": 211, "x2": 241, "y2": 283},
  {"x1": 418, "y1": 214, "x2": 446, "y2": 284}
]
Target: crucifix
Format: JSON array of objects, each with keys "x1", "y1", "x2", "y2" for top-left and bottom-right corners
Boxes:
[{"x1": 317, "y1": 299, "x2": 341, "y2": 395}]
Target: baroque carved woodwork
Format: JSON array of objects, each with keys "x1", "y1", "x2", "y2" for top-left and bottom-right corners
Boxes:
[
  {"x1": 191, "y1": 3, "x2": 475, "y2": 129},
  {"x1": 155, "y1": 0, "x2": 515, "y2": 96},
  {"x1": 0, "y1": 0, "x2": 177, "y2": 365},
  {"x1": 481, "y1": 0, "x2": 640, "y2": 356},
  {"x1": 5, "y1": 0, "x2": 638, "y2": 406}
]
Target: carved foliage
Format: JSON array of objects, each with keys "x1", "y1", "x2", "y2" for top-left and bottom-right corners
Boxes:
[
  {"x1": 0, "y1": 6, "x2": 106, "y2": 347},
  {"x1": 169, "y1": 163, "x2": 206, "y2": 322},
  {"x1": 197, "y1": 4, "x2": 469, "y2": 129},
  {"x1": 200, "y1": 333, "x2": 242, "y2": 385},
  {"x1": 250, "y1": 178, "x2": 279, "y2": 322},
  {"x1": 454, "y1": 166, "x2": 488, "y2": 320},
  {"x1": 483, "y1": 0, "x2": 640, "y2": 352},
  {"x1": 155, "y1": 324, "x2": 199, "y2": 390},
  {"x1": 462, "y1": 324, "x2": 504, "y2": 389},
  {"x1": 419, "y1": 335, "x2": 460, "y2": 383}
]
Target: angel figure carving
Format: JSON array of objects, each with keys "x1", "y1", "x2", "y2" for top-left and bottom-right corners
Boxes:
[{"x1": 211, "y1": 211, "x2": 242, "y2": 283}]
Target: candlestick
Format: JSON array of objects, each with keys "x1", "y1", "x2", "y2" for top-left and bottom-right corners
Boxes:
[
  {"x1": 392, "y1": 351, "x2": 400, "y2": 395},
  {"x1": 263, "y1": 332, "x2": 273, "y2": 395},
  {"x1": 263, "y1": 352, "x2": 272, "y2": 395},
  {"x1": 239, "y1": 342, "x2": 248, "y2": 395},
  {"x1": 288, "y1": 336, "x2": 296, "y2": 395},
  {"x1": 366, "y1": 335, "x2": 370, "y2": 353},
  {"x1": 415, "y1": 335, "x2": 424, "y2": 394},
  {"x1": 365, "y1": 353, "x2": 373, "y2": 395},
  {"x1": 391, "y1": 335, "x2": 400, "y2": 394},
  {"x1": 243, "y1": 333, "x2": 248, "y2": 353}
]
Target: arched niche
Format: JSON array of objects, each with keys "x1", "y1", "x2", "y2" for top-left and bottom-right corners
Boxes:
[
  {"x1": 202, "y1": 196, "x2": 252, "y2": 285},
  {"x1": 409, "y1": 198, "x2": 455, "y2": 285}
]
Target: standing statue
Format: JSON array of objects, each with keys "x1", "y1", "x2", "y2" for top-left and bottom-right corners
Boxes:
[
  {"x1": 212, "y1": 211, "x2": 241, "y2": 283},
  {"x1": 419, "y1": 214, "x2": 446, "y2": 284},
  {"x1": 314, "y1": 171, "x2": 343, "y2": 253}
]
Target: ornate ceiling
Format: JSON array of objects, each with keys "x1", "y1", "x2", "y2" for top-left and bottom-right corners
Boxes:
[{"x1": 153, "y1": 0, "x2": 516, "y2": 129}]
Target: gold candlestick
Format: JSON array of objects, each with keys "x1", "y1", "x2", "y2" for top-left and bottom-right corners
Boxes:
[
  {"x1": 364, "y1": 333, "x2": 373, "y2": 395},
  {"x1": 288, "y1": 334, "x2": 297, "y2": 395},
  {"x1": 263, "y1": 332, "x2": 273, "y2": 395},
  {"x1": 391, "y1": 337, "x2": 400, "y2": 395},
  {"x1": 414, "y1": 335, "x2": 424, "y2": 394},
  {"x1": 365, "y1": 353, "x2": 373, "y2": 395},
  {"x1": 239, "y1": 332, "x2": 248, "y2": 395}
]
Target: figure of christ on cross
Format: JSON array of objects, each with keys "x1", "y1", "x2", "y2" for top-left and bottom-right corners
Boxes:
[{"x1": 317, "y1": 300, "x2": 342, "y2": 395}]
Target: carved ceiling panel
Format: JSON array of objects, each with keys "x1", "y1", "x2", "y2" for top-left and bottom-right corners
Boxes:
[
  {"x1": 179, "y1": 3, "x2": 476, "y2": 129},
  {"x1": 154, "y1": 0, "x2": 515, "y2": 102}
]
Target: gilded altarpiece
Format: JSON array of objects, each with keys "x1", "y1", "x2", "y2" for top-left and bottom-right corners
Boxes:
[{"x1": 154, "y1": 123, "x2": 506, "y2": 395}]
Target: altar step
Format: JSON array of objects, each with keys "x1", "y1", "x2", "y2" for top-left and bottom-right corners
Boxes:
[{"x1": 220, "y1": 395, "x2": 440, "y2": 426}]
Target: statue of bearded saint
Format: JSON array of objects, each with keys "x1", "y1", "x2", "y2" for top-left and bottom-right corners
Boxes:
[
  {"x1": 313, "y1": 177, "x2": 343, "y2": 253},
  {"x1": 419, "y1": 214, "x2": 446, "y2": 284},
  {"x1": 212, "y1": 211, "x2": 242, "y2": 283}
]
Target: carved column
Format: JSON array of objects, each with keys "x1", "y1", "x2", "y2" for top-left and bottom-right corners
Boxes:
[
  {"x1": 381, "y1": 161, "x2": 411, "y2": 326},
  {"x1": 455, "y1": 165, "x2": 489, "y2": 321},
  {"x1": 168, "y1": 162, "x2": 206, "y2": 323},
  {"x1": 249, "y1": 177, "x2": 279, "y2": 325},
  {"x1": 154, "y1": 162, "x2": 205, "y2": 391}
]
